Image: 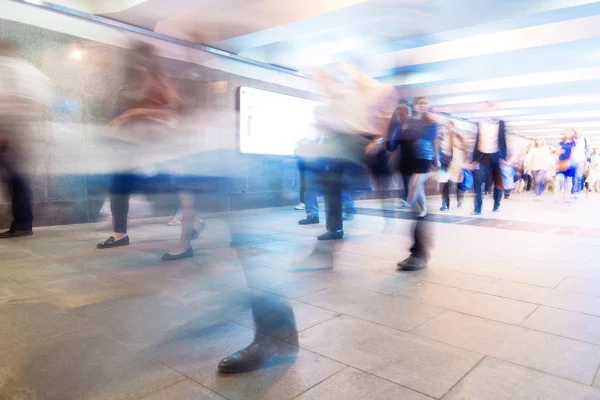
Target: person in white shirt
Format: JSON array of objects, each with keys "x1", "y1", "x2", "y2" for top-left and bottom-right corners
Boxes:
[
  {"x1": 471, "y1": 113, "x2": 508, "y2": 214},
  {"x1": 523, "y1": 137, "x2": 553, "y2": 200},
  {"x1": 0, "y1": 40, "x2": 52, "y2": 238}
]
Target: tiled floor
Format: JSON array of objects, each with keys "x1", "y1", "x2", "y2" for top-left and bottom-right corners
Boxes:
[{"x1": 2, "y1": 193, "x2": 600, "y2": 399}]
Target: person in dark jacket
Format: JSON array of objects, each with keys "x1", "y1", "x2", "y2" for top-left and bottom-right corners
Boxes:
[
  {"x1": 386, "y1": 97, "x2": 438, "y2": 270},
  {"x1": 471, "y1": 114, "x2": 508, "y2": 214}
]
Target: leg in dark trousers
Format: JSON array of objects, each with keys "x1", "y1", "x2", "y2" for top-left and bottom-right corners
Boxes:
[
  {"x1": 297, "y1": 159, "x2": 306, "y2": 204},
  {"x1": 397, "y1": 217, "x2": 431, "y2": 271},
  {"x1": 410, "y1": 219, "x2": 430, "y2": 262},
  {"x1": 401, "y1": 173, "x2": 411, "y2": 201},
  {"x1": 218, "y1": 215, "x2": 298, "y2": 373},
  {"x1": 109, "y1": 174, "x2": 134, "y2": 234},
  {"x1": 8, "y1": 171, "x2": 33, "y2": 232},
  {"x1": 474, "y1": 156, "x2": 500, "y2": 213},
  {"x1": 441, "y1": 181, "x2": 450, "y2": 209},
  {"x1": 318, "y1": 162, "x2": 344, "y2": 240},
  {"x1": 473, "y1": 168, "x2": 486, "y2": 213}
]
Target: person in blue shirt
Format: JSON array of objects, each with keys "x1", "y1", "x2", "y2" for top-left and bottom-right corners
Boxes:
[{"x1": 556, "y1": 130, "x2": 576, "y2": 202}]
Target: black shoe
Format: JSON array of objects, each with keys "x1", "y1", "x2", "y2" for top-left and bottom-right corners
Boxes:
[
  {"x1": 472, "y1": 210, "x2": 481, "y2": 216},
  {"x1": 298, "y1": 216, "x2": 319, "y2": 225},
  {"x1": 440, "y1": 205, "x2": 449, "y2": 211},
  {"x1": 161, "y1": 247, "x2": 193, "y2": 261},
  {"x1": 397, "y1": 255, "x2": 427, "y2": 271},
  {"x1": 97, "y1": 236, "x2": 129, "y2": 249},
  {"x1": 0, "y1": 229, "x2": 33, "y2": 239},
  {"x1": 317, "y1": 230, "x2": 344, "y2": 241},
  {"x1": 493, "y1": 206, "x2": 500, "y2": 212},
  {"x1": 218, "y1": 342, "x2": 267, "y2": 374}
]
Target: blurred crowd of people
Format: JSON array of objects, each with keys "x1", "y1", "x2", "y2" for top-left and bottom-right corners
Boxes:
[{"x1": 1, "y1": 35, "x2": 597, "y2": 377}]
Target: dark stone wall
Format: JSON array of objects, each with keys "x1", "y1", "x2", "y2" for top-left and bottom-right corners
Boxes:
[{"x1": 0, "y1": 18, "x2": 332, "y2": 228}]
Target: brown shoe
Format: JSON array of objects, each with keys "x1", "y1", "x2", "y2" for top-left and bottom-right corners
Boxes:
[{"x1": 0, "y1": 230, "x2": 33, "y2": 239}]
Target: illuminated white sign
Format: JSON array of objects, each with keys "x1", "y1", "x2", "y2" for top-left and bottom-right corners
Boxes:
[{"x1": 239, "y1": 86, "x2": 320, "y2": 156}]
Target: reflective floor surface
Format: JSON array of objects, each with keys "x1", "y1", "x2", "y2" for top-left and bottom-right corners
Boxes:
[{"x1": 1, "y1": 194, "x2": 600, "y2": 400}]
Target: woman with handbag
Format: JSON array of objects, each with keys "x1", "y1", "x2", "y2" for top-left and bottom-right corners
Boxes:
[
  {"x1": 555, "y1": 130, "x2": 576, "y2": 203},
  {"x1": 440, "y1": 122, "x2": 467, "y2": 211}
]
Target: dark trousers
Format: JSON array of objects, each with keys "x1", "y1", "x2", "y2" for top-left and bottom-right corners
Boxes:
[
  {"x1": 401, "y1": 173, "x2": 411, "y2": 201},
  {"x1": 6, "y1": 171, "x2": 33, "y2": 231},
  {"x1": 109, "y1": 173, "x2": 175, "y2": 234},
  {"x1": 442, "y1": 181, "x2": 464, "y2": 208},
  {"x1": 410, "y1": 218, "x2": 430, "y2": 261},
  {"x1": 473, "y1": 155, "x2": 503, "y2": 212},
  {"x1": 320, "y1": 162, "x2": 345, "y2": 232},
  {"x1": 297, "y1": 159, "x2": 306, "y2": 204}
]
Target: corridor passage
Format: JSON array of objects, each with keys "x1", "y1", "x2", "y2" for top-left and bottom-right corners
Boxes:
[{"x1": 1, "y1": 195, "x2": 600, "y2": 400}]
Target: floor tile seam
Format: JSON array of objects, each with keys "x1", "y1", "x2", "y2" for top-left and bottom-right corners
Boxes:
[
  {"x1": 518, "y1": 304, "x2": 541, "y2": 328},
  {"x1": 409, "y1": 329, "x2": 599, "y2": 387},
  {"x1": 289, "y1": 366, "x2": 352, "y2": 400},
  {"x1": 410, "y1": 287, "x2": 600, "y2": 328},
  {"x1": 280, "y1": 315, "x2": 343, "y2": 340},
  {"x1": 379, "y1": 269, "x2": 506, "y2": 293},
  {"x1": 473, "y1": 278, "x2": 500, "y2": 293},
  {"x1": 428, "y1": 270, "x2": 572, "y2": 290},
  {"x1": 135, "y1": 374, "x2": 189, "y2": 400},
  {"x1": 5, "y1": 283, "x2": 102, "y2": 315},
  {"x1": 392, "y1": 282, "x2": 545, "y2": 317},
  {"x1": 306, "y1": 313, "x2": 497, "y2": 364},
  {"x1": 476, "y1": 287, "x2": 600, "y2": 318},
  {"x1": 321, "y1": 281, "x2": 397, "y2": 297},
  {"x1": 149, "y1": 361, "x2": 230, "y2": 399},
  {"x1": 289, "y1": 302, "x2": 436, "y2": 334},
  {"x1": 413, "y1": 309, "x2": 600, "y2": 365},
  {"x1": 552, "y1": 276, "x2": 570, "y2": 289},
  {"x1": 515, "y1": 310, "x2": 600, "y2": 348},
  {"x1": 294, "y1": 364, "x2": 439, "y2": 400},
  {"x1": 0, "y1": 276, "x2": 46, "y2": 304},
  {"x1": 594, "y1": 365, "x2": 600, "y2": 388},
  {"x1": 406, "y1": 308, "x2": 449, "y2": 334},
  {"x1": 438, "y1": 354, "x2": 487, "y2": 400},
  {"x1": 0, "y1": 325, "x2": 95, "y2": 357},
  {"x1": 551, "y1": 287, "x2": 600, "y2": 300},
  {"x1": 476, "y1": 356, "x2": 600, "y2": 389},
  {"x1": 333, "y1": 250, "x2": 405, "y2": 262}
]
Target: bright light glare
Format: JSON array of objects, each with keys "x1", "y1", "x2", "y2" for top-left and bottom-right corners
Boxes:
[{"x1": 69, "y1": 49, "x2": 83, "y2": 60}]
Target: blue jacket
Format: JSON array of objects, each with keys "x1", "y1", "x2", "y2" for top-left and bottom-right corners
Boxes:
[{"x1": 386, "y1": 118, "x2": 438, "y2": 161}]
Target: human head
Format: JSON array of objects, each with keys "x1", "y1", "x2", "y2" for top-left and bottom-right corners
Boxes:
[
  {"x1": 574, "y1": 129, "x2": 581, "y2": 139},
  {"x1": 534, "y1": 137, "x2": 545, "y2": 147},
  {"x1": 413, "y1": 96, "x2": 430, "y2": 115},
  {"x1": 562, "y1": 130, "x2": 574, "y2": 142}
]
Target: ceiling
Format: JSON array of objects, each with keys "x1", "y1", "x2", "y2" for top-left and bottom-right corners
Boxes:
[{"x1": 46, "y1": 0, "x2": 600, "y2": 146}]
